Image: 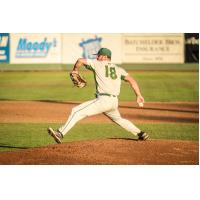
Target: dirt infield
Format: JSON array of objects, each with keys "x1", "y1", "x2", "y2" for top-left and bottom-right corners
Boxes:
[
  {"x1": 0, "y1": 101, "x2": 198, "y2": 124},
  {"x1": 0, "y1": 139, "x2": 198, "y2": 165}
]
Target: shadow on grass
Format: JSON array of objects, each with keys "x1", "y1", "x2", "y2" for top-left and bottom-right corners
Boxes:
[
  {"x1": 0, "y1": 144, "x2": 29, "y2": 149},
  {"x1": 108, "y1": 138, "x2": 138, "y2": 141},
  {"x1": 38, "y1": 100, "x2": 78, "y2": 105}
]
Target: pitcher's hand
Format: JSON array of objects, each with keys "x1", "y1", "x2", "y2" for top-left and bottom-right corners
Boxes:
[{"x1": 137, "y1": 95, "x2": 144, "y2": 107}]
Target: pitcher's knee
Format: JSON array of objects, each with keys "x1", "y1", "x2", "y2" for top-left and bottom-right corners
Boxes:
[
  {"x1": 71, "y1": 106, "x2": 80, "y2": 114},
  {"x1": 71, "y1": 109, "x2": 87, "y2": 120}
]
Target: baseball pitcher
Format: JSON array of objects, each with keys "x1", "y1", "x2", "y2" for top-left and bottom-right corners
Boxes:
[{"x1": 48, "y1": 48, "x2": 149, "y2": 143}]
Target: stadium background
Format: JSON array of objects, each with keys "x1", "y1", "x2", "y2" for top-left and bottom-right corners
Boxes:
[
  {"x1": 1, "y1": 33, "x2": 198, "y2": 67},
  {"x1": 0, "y1": 33, "x2": 198, "y2": 164}
]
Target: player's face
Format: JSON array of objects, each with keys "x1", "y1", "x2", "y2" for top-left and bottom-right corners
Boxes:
[{"x1": 97, "y1": 55, "x2": 109, "y2": 61}]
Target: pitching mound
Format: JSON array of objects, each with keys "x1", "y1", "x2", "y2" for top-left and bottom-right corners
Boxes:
[{"x1": 0, "y1": 139, "x2": 198, "y2": 165}]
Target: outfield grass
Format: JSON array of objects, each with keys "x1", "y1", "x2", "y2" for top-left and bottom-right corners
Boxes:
[
  {"x1": 0, "y1": 123, "x2": 198, "y2": 152},
  {"x1": 0, "y1": 63, "x2": 198, "y2": 71},
  {"x1": 0, "y1": 71, "x2": 198, "y2": 102}
]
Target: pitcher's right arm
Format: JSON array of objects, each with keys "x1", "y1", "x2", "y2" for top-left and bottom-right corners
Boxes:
[{"x1": 124, "y1": 75, "x2": 145, "y2": 105}]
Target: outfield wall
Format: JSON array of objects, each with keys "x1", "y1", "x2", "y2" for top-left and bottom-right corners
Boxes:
[
  {"x1": 0, "y1": 33, "x2": 10, "y2": 63},
  {"x1": 0, "y1": 33, "x2": 185, "y2": 66},
  {"x1": 122, "y1": 33, "x2": 184, "y2": 63},
  {"x1": 10, "y1": 33, "x2": 62, "y2": 64},
  {"x1": 62, "y1": 33, "x2": 122, "y2": 64}
]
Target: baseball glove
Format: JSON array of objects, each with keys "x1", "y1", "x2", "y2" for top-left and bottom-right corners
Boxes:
[{"x1": 70, "y1": 71, "x2": 87, "y2": 88}]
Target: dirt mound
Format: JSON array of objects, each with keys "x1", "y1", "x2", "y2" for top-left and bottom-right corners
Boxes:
[{"x1": 0, "y1": 139, "x2": 198, "y2": 165}]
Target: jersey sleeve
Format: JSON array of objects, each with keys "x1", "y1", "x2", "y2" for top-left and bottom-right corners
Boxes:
[
  {"x1": 85, "y1": 59, "x2": 96, "y2": 71},
  {"x1": 119, "y1": 67, "x2": 129, "y2": 81}
]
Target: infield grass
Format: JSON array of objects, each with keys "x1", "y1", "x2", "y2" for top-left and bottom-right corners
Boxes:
[
  {"x1": 0, "y1": 71, "x2": 198, "y2": 102},
  {"x1": 0, "y1": 123, "x2": 198, "y2": 152}
]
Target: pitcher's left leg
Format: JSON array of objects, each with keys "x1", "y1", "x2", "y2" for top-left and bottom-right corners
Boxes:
[
  {"x1": 58, "y1": 97, "x2": 111, "y2": 136},
  {"x1": 58, "y1": 99, "x2": 100, "y2": 136}
]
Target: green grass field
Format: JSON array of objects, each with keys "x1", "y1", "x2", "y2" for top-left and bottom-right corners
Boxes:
[
  {"x1": 0, "y1": 71, "x2": 198, "y2": 102},
  {"x1": 0, "y1": 63, "x2": 198, "y2": 71},
  {"x1": 0, "y1": 67, "x2": 199, "y2": 152},
  {"x1": 0, "y1": 123, "x2": 198, "y2": 152}
]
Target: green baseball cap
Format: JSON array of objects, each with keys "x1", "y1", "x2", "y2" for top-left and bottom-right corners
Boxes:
[{"x1": 94, "y1": 48, "x2": 112, "y2": 58}]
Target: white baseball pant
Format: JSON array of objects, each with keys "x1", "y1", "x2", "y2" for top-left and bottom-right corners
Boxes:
[{"x1": 58, "y1": 95, "x2": 141, "y2": 136}]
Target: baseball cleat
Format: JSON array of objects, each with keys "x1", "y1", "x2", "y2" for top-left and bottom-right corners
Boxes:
[
  {"x1": 48, "y1": 127, "x2": 63, "y2": 144},
  {"x1": 137, "y1": 131, "x2": 149, "y2": 141}
]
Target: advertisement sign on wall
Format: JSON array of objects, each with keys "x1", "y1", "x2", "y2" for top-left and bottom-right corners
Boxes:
[
  {"x1": 62, "y1": 33, "x2": 122, "y2": 64},
  {"x1": 10, "y1": 33, "x2": 62, "y2": 63},
  {"x1": 79, "y1": 35, "x2": 102, "y2": 59},
  {"x1": 0, "y1": 33, "x2": 10, "y2": 63},
  {"x1": 6, "y1": 33, "x2": 186, "y2": 65},
  {"x1": 122, "y1": 33, "x2": 184, "y2": 63}
]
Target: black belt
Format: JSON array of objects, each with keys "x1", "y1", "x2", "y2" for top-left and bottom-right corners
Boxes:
[{"x1": 97, "y1": 93, "x2": 117, "y2": 97}]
